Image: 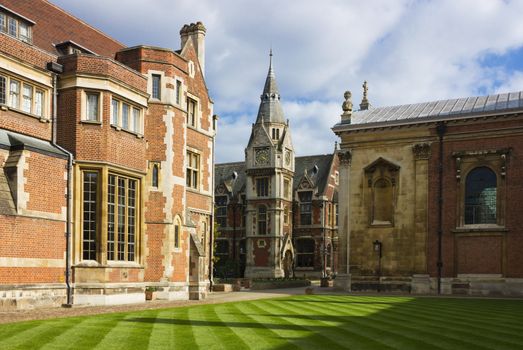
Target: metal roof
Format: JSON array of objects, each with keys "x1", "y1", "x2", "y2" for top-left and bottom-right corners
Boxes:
[{"x1": 334, "y1": 91, "x2": 523, "y2": 131}]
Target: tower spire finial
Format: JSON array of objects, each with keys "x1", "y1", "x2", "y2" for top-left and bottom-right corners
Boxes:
[{"x1": 359, "y1": 80, "x2": 371, "y2": 110}]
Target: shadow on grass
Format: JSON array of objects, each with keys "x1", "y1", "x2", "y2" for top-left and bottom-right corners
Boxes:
[{"x1": 123, "y1": 296, "x2": 523, "y2": 350}]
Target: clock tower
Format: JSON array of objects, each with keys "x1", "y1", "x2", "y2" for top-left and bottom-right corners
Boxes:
[{"x1": 244, "y1": 51, "x2": 295, "y2": 278}]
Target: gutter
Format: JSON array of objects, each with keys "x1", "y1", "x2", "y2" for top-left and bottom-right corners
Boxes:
[
  {"x1": 436, "y1": 122, "x2": 447, "y2": 295},
  {"x1": 47, "y1": 61, "x2": 74, "y2": 307}
]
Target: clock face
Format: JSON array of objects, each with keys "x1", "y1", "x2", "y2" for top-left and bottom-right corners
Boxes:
[
  {"x1": 285, "y1": 150, "x2": 291, "y2": 166},
  {"x1": 255, "y1": 148, "x2": 270, "y2": 165}
]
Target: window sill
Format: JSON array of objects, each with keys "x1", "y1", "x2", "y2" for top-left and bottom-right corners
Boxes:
[
  {"x1": 1, "y1": 104, "x2": 49, "y2": 122},
  {"x1": 187, "y1": 187, "x2": 201, "y2": 194},
  {"x1": 75, "y1": 260, "x2": 143, "y2": 268},
  {"x1": 452, "y1": 226, "x2": 508, "y2": 234},
  {"x1": 110, "y1": 124, "x2": 144, "y2": 138},
  {"x1": 81, "y1": 119, "x2": 102, "y2": 125}
]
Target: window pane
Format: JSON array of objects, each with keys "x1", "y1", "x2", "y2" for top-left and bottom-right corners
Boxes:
[
  {"x1": 9, "y1": 79, "x2": 19, "y2": 108},
  {"x1": 22, "y1": 84, "x2": 32, "y2": 113},
  {"x1": 174, "y1": 225, "x2": 180, "y2": 248},
  {"x1": 152, "y1": 164, "x2": 159, "y2": 188},
  {"x1": 132, "y1": 107, "x2": 140, "y2": 133},
  {"x1": 152, "y1": 74, "x2": 161, "y2": 99},
  {"x1": 0, "y1": 76, "x2": 5, "y2": 105},
  {"x1": 111, "y1": 99, "x2": 119, "y2": 125},
  {"x1": 258, "y1": 206, "x2": 267, "y2": 235},
  {"x1": 82, "y1": 172, "x2": 98, "y2": 260},
  {"x1": 0, "y1": 14, "x2": 5, "y2": 32},
  {"x1": 465, "y1": 167, "x2": 497, "y2": 224},
  {"x1": 176, "y1": 80, "x2": 181, "y2": 105},
  {"x1": 107, "y1": 175, "x2": 116, "y2": 260},
  {"x1": 122, "y1": 103, "x2": 129, "y2": 129},
  {"x1": 86, "y1": 93, "x2": 98, "y2": 121},
  {"x1": 34, "y1": 90, "x2": 43, "y2": 116},
  {"x1": 296, "y1": 239, "x2": 315, "y2": 267},
  {"x1": 117, "y1": 178, "x2": 126, "y2": 261},
  {"x1": 19, "y1": 22, "x2": 30, "y2": 42},
  {"x1": 8, "y1": 17, "x2": 16, "y2": 36},
  {"x1": 128, "y1": 180, "x2": 136, "y2": 261}
]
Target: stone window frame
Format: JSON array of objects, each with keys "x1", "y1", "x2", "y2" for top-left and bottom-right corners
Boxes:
[
  {"x1": 295, "y1": 237, "x2": 315, "y2": 269},
  {"x1": 283, "y1": 206, "x2": 289, "y2": 225},
  {"x1": 110, "y1": 95, "x2": 144, "y2": 135},
  {"x1": 186, "y1": 96, "x2": 198, "y2": 128},
  {"x1": 77, "y1": 165, "x2": 143, "y2": 266},
  {"x1": 257, "y1": 205, "x2": 267, "y2": 235},
  {"x1": 215, "y1": 194, "x2": 228, "y2": 228},
  {"x1": 0, "y1": 72, "x2": 48, "y2": 120},
  {"x1": 148, "y1": 161, "x2": 161, "y2": 190},
  {"x1": 186, "y1": 149, "x2": 201, "y2": 190},
  {"x1": 174, "y1": 215, "x2": 182, "y2": 250},
  {"x1": 256, "y1": 177, "x2": 269, "y2": 197},
  {"x1": 453, "y1": 149, "x2": 509, "y2": 229},
  {"x1": 82, "y1": 90, "x2": 102, "y2": 123},
  {"x1": 151, "y1": 74, "x2": 161, "y2": 100},
  {"x1": 364, "y1": 157, "x2": 400, "y2": 227},
  {"x1": 298, "y1": 190, "x2": 313, "y2": 226}
]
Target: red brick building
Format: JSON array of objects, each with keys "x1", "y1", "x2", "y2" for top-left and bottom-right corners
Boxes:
[
  {"x1": 0, "y1": 0, "x2": 215, "y2": 309},
  {"x1": 333, "y1": 84, "x2": 523, "y2": 296},
  {"x1": 214, "y1": 56, "x2": 339, "y2": 279}
]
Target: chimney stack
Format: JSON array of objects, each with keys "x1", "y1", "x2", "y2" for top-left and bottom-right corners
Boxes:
[{"x1": 180, "y1": 22, "x2": 207, "y2": 76}]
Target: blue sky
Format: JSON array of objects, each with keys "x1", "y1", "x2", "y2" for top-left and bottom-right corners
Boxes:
[{"x1": 52, "y1": 0, "x2": 523, "y2": 163}]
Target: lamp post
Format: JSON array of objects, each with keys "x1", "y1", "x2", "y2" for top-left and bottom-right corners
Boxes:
[{"x1": 373, "y1": 240, "x2": 382, "y2": 292}]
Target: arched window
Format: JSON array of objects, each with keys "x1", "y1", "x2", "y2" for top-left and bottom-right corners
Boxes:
[
  {"x1": 373, "y1": 178, "x2": 393, "y2": 224},
  {"x1": 257, "y1": 205, "x2": 267, "y2": 235},
  {"x1": 152, "y1": 163, "x2": 159, "y2": 188},
  {"x1": 174, "y1": 216, "x2": 181, "y2": 248},
  {"x1": 465, "y1": 167, "x2": 497, "y2": 224},
  {"x1": 296, "y1": 239, "x2": 315, "y2": 267}
]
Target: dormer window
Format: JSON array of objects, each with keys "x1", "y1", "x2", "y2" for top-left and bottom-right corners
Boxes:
[
  {"x1": 55, "y1": 41, "x2": 96, "y2": 56},
  {"x1": 0, "y1": 7, "x2": 35, "y2": 44}
]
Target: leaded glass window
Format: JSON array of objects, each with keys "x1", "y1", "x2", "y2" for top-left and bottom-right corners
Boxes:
[
  {"x1": 296, "y1": 239, "x2": 315, "y2": 267},
  {"x1": 258, "y1": 205, "x2": 267, "y2": 235},
  {"x1": 83, "y1": 172, "x2": 98, "y2": 260},
  {"x1": 465, "y1": 167, "x2": 497, "y2": 224}
]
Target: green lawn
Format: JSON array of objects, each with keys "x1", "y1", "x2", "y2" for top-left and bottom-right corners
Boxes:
[{"x1": 1, "y1": 295, "x2": 523, "y2": 349}]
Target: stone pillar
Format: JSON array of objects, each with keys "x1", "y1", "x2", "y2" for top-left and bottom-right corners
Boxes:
[
  {"x1": 334, "y1": 150, "x2": 352, "y2": 291},
  {"x1": 412, "y1": 143, "x2": 431, "y2": 294}
]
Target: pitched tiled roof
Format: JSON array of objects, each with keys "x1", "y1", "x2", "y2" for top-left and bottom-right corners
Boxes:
[
  {"x1": 215, "y1": 154, "x2": 335, "y2": 197},
  {"x1": 334, "y1": 91, "x2": 523, "y2": 131},
  {"x1": 2, "y1": 0, "x2": 124, "y2": 57}
]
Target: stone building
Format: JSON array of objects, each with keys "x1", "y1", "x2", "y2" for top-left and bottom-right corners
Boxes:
[
  {"x1": 214, "y1": 55, "x2": 339, "y2": 279},
  {"x1": 333, "y1": 82, "x2": 523, "y2": 296},
  {"x1": 0, "y1": 0, "x2": 215, "y2": 309}
]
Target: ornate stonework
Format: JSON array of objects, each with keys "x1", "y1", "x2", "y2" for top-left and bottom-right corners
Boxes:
[
  {"x1": 413, "y1": 143, "x2": 431, "y2": 160},
  {"x1": 338, "y1": 150, "x2": 352, "y2": 166}
]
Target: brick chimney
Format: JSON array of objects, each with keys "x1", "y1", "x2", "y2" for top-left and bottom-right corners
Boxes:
[{"x1": 180, "y1": 22, "x2": 206, "y2": 76}]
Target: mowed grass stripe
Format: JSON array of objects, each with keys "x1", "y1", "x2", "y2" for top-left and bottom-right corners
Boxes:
[
  {"x1": 92, "y1": 310, "x2": 158, "y2": 350},
  {"x1": 214, "y1": 302, "x2": 287, "y2": 349},
  {"x1": 188, "y1": 304, "x2": 232, "y2": 349},
  {"x1": 144, "y1": 309, "x2": 176, "y2": 350},
  {"x1": 288, "y1": 297, "x2": 461, "y2": 350},
  {"x1": 323, "y1": 295, "x2": 523, "y2": 344},
  {"x1": 265, "y1": 299, "x2": 415, "y2": 350},
  {"x1": 0, "y1": 318, "x2": 80, "y2": 350},
  {"x1": 37, "y1": 315, "x2": 121, "y2": 350},
  {"x1": 249, "y1": 299, "x2": 357, "y2": 350},
  {"x1": 207, "y1": 304, "x2": 250, "y2": 348},
  {"x1": 241, "y1": 301, "x2": 322, "y2": 349},
  {"x1": 312, "y1": 296, "x2": 522, "y2": 349},
  {"x1": 319, "y1": 295, "x2": 523, "y2": 337},
  {"x1": 230, "y1": 302, "x2": 301, "y2": 350}
]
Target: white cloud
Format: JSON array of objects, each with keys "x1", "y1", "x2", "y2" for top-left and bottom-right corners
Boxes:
[{"x1": 52, "y1": 0, "x2": 523, "y2": 162}]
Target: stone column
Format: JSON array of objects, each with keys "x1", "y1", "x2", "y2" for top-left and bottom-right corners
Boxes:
[
  {"x1": 334, "y1": 150, "x2": 352, "y2": 291},
  {"x1": 411, "y1": 143, "x2": 431, "y2": 293}
]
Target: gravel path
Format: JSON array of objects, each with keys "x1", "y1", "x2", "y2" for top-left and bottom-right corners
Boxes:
[{"x1": 0, "y1": 286, "x2": 317, "y2": 324}]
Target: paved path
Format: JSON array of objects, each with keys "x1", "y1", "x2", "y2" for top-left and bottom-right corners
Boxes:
[{"x1": 0, "y1": 285, "x2": 327, "y2": 324}]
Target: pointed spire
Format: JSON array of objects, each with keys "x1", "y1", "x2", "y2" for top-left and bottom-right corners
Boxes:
[{"x1": 256, "y1": 50, "x2": 285, "y2": 124}]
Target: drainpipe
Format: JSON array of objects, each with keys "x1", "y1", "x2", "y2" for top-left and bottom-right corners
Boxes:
[
  {"x1": 47, "y1": 62, "x2": 74, "y2": 306},
  {"x1": 209, "y1": 114, "x2": 218, "y2": 290},
  {"x1": 436, "y1": 122, "x2": 446, "y2": 295}
]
